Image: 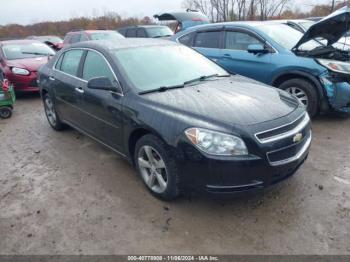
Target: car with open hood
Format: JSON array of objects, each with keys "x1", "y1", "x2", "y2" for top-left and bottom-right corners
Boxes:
[
  {"x1": 154, "y1": 9, "x2": 209, "y2": 33},
  {"x1": 172, "y1": 6, "x2": 350, "y2": 117},
  {"x1": 38, "y1": 39, "x2": 311, "y2": 200},
  {"x1": 0, "y1": 40, "x2": 55, "y2": 92}
]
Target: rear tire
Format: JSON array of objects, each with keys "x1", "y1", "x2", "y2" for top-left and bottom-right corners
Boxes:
[
  {"x1": 134, "y1": 134, "x2": 180, "y2": 201},
  {"x1": 43, "y1": 93, "x2": 65, "y2": 131},
  {"x1": 279, "y1": 78, "x2": 319, "y2": 117},
  {"x1": 0, "y1": 107, "x2": 12, "y2": 119}
]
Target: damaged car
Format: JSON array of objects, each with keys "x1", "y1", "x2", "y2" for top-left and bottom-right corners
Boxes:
[
  {"x1": 154, "y1": 9, "x2": 209, "y2": 33},
  {"x1": 38, "y1": 39, "x2": 311, "y2": 200},
  {"x1": 172, "y1": 7, "x2": 350, "y2": 116}
]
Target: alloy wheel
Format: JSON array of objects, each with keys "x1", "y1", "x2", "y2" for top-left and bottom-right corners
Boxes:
[
  {"x1": 44, "y1": 96, "x2": 57, "y2": 126},
  {"x1": 285, "y1": 87, "x2": 308, "y2": 107},
  {"x1": 138, "y1": 145, "x2": 168, "y2": 194}
]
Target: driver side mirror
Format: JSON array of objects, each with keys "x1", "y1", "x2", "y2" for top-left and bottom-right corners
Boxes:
[
  {"x1": 87, "y1": 77, "x2": 122, "y2": 94},
  {"x1": 247, "y1": 44, "x2": 269, "y2": 54}
]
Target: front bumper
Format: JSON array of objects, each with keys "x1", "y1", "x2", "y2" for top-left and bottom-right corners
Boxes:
[
  {"x1": 177, "y1": 129, "x2": 311, "y2": 195},
  {"x1": 7, "y1": 72, "x2": 39, "y2": 92},
  {"x1": 320, "y1": 73, "x2": 350, "y2": 113}
]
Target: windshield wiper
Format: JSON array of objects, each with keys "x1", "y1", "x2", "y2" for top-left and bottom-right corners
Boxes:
[
  {"x1": 184, "y1": 74, "x2": 230, "y2": 86},
  {"x1": 22, "y1": 52, "x2": 53, "y2": 56},
  {"x1": 139, "y1": 84, "x2": 185, "y2": 95}
]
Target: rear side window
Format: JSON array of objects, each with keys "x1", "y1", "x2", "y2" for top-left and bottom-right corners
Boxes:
[
  {"x1": 82, "y1": 51, "x2": 115, "y2": 81},
  {"x1": 194, "y1": 31, "x2": 221, "y2": 48},
  {"x1": 60, "y1": 50, "x2": 84, "y2": 76},
  {"x1": 126, "y1": 29, "x2": 137, "y2": 37},
  {"x1": 69, "y1": 34, "x2": 81, "y2": 44},
  {"x1": 137, "y1": 29, "x2": 147, "y2": 38},
  {"x1": 225, "y1": 31, "x2": 262, "y2": 50}
]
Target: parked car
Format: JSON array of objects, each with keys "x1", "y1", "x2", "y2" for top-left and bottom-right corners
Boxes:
[
  {"x1": 26, "y1": 35, "x2": 64, "y2": 51},
  {"x1": 38, "y1": 39, "x2": 311, "y2": 200},
  {"x1": 63, "y1": 30, "x2": 124, "y2": 47},
  {"x1": 154, "y1": 10, "x2": 209, "y2": 33},
  {"x1": 0, "y1": 40, "x2": 55, "y2": 92},
  {"x1": 172, "y1": 7, "x2": 350, "y2": 116},
  {"x1": 118, "y1": 25, "x2": 173, "y2": 39}
]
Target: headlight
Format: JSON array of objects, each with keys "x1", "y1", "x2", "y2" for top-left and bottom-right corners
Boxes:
[
  {"x1": 12, "y1": 67, "x2": 30, "y2": 76},
  {"x1": 185, "y1": 128, "x2": 248, "y2": 156},
  {"x1": 316, "y1": 59, "x2": 350, "y2": 74}
]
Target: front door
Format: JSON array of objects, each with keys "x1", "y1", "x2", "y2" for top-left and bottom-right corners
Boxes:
[
  {"x1": 79, "y1": 50, "x2": 124, "y2": 152},
  {"x1": 218, "y1": 30, "x2": 273, "y2": 84}
]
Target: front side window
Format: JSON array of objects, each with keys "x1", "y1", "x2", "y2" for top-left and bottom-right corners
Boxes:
[
  {"x1": 126, "y1": 29, "x2": 137, "y2": 37},
  {"x1": 194, "y1": 31, "x2": 221, "y2": 48},
  {"x1": 112, "y1": 45, "x2": 227, "y2": 92},
  {"x1": 225, "y1": 31, "x2": 262, "y2": 50},
  {"x1": 178, "y1": 33, "x2": 194, "y2": 47},
  {"x1": 60, "y1": 50, "x2": 84, "y2": 76},
  {"x1": 2, "y1": 42, "x2": 55, "y2": 60},
  {"x1": 82, "y1": 51, "x2": 115, "y2": 81},
  {"x1": 137, "y1": 29, "x2": 147, "y2": 38}
]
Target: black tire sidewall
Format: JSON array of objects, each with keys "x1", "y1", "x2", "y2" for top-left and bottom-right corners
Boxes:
[
  {"x1": 43, "y1": 93, "x2": 65, "y2": 131},
  {"x1": 0, "y1": 107, "x2": 12, "y2": 119},
  {"x1": 279, "y1": 78, "x2": 319, "y2": 117},
  {"x1": 134, "y1": 134, "x2": 180, "y2": 201}
]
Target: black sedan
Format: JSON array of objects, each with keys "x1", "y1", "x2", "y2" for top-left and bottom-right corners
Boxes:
[{"x1": 38, "y1": 39, "x2": 312, "y2": 200}]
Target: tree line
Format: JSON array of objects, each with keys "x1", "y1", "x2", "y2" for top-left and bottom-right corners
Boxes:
[
  {"x1": 182, "y1": 0, "x2": 349, "y2": 22},
  {"x1": 0, "y1": 1, "x2": 349, "y2": 40}
]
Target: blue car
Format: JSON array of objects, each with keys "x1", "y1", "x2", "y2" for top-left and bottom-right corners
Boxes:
[{"x1": 171, "y1": 7, "x2": 350, "y2": 117}]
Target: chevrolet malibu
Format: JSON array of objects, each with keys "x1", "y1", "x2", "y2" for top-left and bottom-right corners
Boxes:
[
  {"x1": 38, "y1": 39, "x2": 311, "y2": 200},
  {"x1": 0, "y1": 40, "x2": 55, "y2": 92}
]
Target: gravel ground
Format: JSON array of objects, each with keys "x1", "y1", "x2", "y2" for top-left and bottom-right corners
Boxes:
[{"x1": 0, "y1": 94, "x2": 349, "y2": 255}]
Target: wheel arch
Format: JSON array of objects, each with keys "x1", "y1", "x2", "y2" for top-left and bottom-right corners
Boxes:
[{"x1": 271, "y1": 70, "x2": 329, "y2": 110}]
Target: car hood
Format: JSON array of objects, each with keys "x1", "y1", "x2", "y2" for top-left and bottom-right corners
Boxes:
[
  {"x1": 141, "y1": 76, "x2": 299, "y2": 126},
  {"x1": 6, "y1": 56, "x2": 49, "y2": 71},
  {"x1": 294, "y1": 6, "x2": 350, "y2": 50}
]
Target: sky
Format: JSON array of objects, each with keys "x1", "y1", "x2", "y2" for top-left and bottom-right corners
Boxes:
[{"x1": 0, "y1": 0, "x2": 330, "y2": 26}]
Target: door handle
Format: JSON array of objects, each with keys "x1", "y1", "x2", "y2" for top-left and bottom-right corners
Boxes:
[
  {"x1": 49, "y1": 76, "x2": 55, "y2": 81},
  {"x1": 223, "y1": 54, "x2": 231, "y2": 58},
  {"x1": 75, "y1": 87, "x2": 84, "y2": 94}
]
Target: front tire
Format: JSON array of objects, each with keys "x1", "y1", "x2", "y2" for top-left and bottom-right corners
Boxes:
[
  {"x1": 43, "y1": 93, "x2": 65, "y2": 131},
  {"x1": 279, "y1": 78, "x2": 319, "y2": 117},
  {"x1": 134, "y1": 134, "x2": 180, "y2": 201},
  {"x1": 0, "y1": 107, "x2": 12, "y2": 119}
]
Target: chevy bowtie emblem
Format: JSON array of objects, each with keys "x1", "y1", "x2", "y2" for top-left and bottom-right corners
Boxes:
[{"x1": 293, "y1": 133, "x2": 303, "y2": 143}]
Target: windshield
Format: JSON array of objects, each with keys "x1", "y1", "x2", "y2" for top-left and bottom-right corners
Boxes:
[
  {"x1": 2, "y1": 42, "x2": 55, "y2": 60},
  {"x1": 146, "y1": 27, "x2": 173, "y2": 38},
  {"x1": 113, "y1": 45, "x2": 227, "y2": 92},
  {"x1": 90, "y1": 32, "x2": 124, "y2": 41},
  {"x1": 37, "y1": 36, "x2": 63, "y2": 43},
  {"x1": 258, "y1": 24, "x2": 322, "y2": 50},
  {"x1": 299, "y1": 21, "x2": 315, "y2": 31}
]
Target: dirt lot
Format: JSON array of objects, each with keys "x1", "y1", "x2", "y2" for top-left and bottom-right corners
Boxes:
[{"x1": 0, "y1": 94, "x2": 349, "y2": 255}]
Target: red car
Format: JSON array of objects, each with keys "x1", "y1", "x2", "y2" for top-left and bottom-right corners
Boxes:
[
  {"x1": 0, "y1": 40, "x2": 55, "y2": 92},
  {"x1": 63, "y1": 30, "x2": 124, "y2": 48},
  {"x1": 26, "y1": 35, "x2": 64, "y2": 51}
]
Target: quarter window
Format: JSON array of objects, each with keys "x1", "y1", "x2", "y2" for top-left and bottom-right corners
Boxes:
[
  {"x1": 194, "y1": 31, "x2": 221, "y2": 48},
  {"x1": 60, "y1": 50, "x2": 84, "y2": 76},
  {"x1": 82, "y1": 51, "x2": 115, "y2": 81},
  {"x1": 225, "y1": 31, "x2": 262, "y2": 51}
]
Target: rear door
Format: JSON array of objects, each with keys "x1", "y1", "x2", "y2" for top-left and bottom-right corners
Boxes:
[
  {"x1": 218, "y1": 29, "x2": 273, "y2": 83},
  {"x1": 192, "y1": 30, "x2": 224, "y2": 63},
  {"x1": 79, "y1": 50, "x2": 124, "y2": 152},
  {"x1": 51, "y1": 49, "x2": 85, "y2": 126}
]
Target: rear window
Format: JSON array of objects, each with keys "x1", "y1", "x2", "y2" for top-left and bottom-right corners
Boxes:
[
  {"x1": 90, "y1": 32, "x2": 124, "y2": 41},
  {"x1": 194, "y1": 31, "x2": 221, "y2": 48},
  {"x1": 69, "y1": 34, "x2": 81, "y2": 44}
]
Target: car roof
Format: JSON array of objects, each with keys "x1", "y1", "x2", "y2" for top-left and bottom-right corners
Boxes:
[
  {"x1": 0, "y1": 39, "x2": 43, "y2": 45},
  {"x1": 118, "y1": 25, "x2": 169, "y2": 30},
  {"x1": 68, "y1": 38, "x2": 178, "y2": 51}
]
